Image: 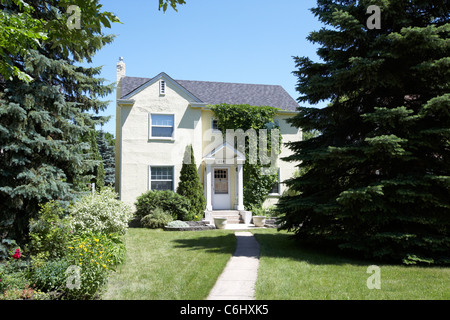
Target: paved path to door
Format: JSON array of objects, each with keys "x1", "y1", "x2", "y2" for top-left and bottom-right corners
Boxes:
[{"x1": 207, "y1": 231, "x2": 260, "y2": 300}]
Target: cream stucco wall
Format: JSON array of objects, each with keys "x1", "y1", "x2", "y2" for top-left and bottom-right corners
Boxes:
[{"x1": 118, "y1": 76, "x2": 203, "y2": 207}]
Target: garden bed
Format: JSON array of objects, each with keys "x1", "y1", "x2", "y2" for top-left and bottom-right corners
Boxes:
[{"x1": 164, "y1": 221, "x2": 216, "y2": 231}]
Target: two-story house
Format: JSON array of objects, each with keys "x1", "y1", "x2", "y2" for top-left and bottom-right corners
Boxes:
[{"x1": 115, "y1": 57, "x2": 301, "y2": 224}]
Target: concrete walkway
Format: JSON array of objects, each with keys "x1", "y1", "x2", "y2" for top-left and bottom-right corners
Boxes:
[
  {"x1": 224, "y1": 224, "x2": 264, "y2": 230},
  {"x1": 207, "y1": 231, "x2": 260, "y2": 300}
]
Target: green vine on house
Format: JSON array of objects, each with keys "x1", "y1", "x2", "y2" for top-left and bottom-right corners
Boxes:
[{"x1": 210, "y1": 104, "x2": 282, "y2": 210}]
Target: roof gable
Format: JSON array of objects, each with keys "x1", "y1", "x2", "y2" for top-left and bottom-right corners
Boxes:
[
  {"x1": 203, "y1": 142, "x2": 246, "y2": 163},
  {"x1": 120, "y1": 73, "x2": 202, "y2": 103}
]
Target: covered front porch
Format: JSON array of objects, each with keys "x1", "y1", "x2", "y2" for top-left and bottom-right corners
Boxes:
[{"x1": 202, "y1": 142, "x2": 251, "y2": 225}]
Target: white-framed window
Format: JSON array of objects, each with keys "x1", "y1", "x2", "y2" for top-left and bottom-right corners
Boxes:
[
  {"x1": 149, "y1": 113, "x2": 175, "y2": 139},
  {"x1": 149, "y1": 166, "x2": 174, "y2": 191},
  {"x1": 269, "y1": 168, "x2": 281, "y2": 195},
  {"x1": 159, "y1": 80, "x2": 166, "y2": 95}
]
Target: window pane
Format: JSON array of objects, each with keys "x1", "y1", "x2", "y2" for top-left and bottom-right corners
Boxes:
[
  {"x1": 152, "y1": 114, "x2": 173, "y2": 126},
  {"x1": 150, "y1": 166, "x2": 173, "y2": 191},
  {"x1": 151, "y1": 181, "x2": 173, "y2": 191},
  {"x1": 151, "y1": 167, "x2": 173, "y2": 180},
  {"x1": 270, "y1": 182, "x2": 279, "y2": 194},
  {"x1": 152, "y1": 126, "x2": 173, "y2": 138}
]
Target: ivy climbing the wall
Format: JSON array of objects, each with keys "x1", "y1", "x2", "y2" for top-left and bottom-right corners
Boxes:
[{"x1": 210, "y1": 104, "x2": 282, "y2": 210}]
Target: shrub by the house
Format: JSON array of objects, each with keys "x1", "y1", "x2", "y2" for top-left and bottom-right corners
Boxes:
[
  {"x1": 177, "y1": 145, "x2": 206, "y2": 221},
  {"x1": 140, "y1": 208, "x2": 173, "y2": 229},
  {"x1": 135, "y1": 190, "x2": 191, "y2": 221}
]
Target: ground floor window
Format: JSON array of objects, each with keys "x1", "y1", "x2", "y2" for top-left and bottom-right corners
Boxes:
[{"x1": 150, "y1": 166, "x2": 174, "y2": 191}]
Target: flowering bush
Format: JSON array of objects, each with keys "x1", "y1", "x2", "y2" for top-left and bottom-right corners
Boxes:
[
  {"x1": 69, "y1": 187, "x2": 133, "y2": 235},
  {"x1": 63, "y1": 232, "x2": 126, "y2": 299}
]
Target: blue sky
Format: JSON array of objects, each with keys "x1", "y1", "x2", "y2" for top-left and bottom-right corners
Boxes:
[{"x1": 89, "y1": 0, "x2": 327, "y2": 134}]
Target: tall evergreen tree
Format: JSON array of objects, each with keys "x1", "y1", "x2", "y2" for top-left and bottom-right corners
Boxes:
[
  {"x1": 97, "y1": 129, "x2": 115, "y2": 187},
  {"x1": 82, "y1": 120, "x2": 105, "y2": 190},
  {"x1": 0, "y1": 0, "x2": 119, "y2": 241},
  {"x1": 177, "y1": 145, "x2": 206, "y2": 221},
  {"x1": 278, "y1": 0, "x2": 449, "y2": 265}
]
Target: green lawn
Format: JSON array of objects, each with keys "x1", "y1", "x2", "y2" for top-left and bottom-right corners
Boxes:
[
  {"x1": 103, "y1": 227, "x2": 450, "y2": 300},
  {"x1": 252, "y1": 229, "x2": 450, "y2": 300},
  {"x1": 103, "y1": 228, "x2": 236, "y2": 300}
]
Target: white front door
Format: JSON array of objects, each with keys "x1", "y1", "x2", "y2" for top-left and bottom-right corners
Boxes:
[{"x1": 213, "y1": 168, "x2": 231, "y2": 210}]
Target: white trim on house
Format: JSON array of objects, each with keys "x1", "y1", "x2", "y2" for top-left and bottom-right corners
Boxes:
[
  {"x1": 117, "y1": 99, "x2": 135, "y2": 106},
  {"x1": 203, "y1": 142, "x2": 246, "y2": 212},
  {"x1": 203, "y1": 141, "x2": 246, "y2": 163}
]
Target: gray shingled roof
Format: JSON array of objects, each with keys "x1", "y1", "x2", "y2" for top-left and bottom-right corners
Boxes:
[
  {"x1": 120, "y1": 75, "x2": 299, "y2": 112},
  {"x1": 121, "y1": 76, "x2": 152, "y2": 99}
]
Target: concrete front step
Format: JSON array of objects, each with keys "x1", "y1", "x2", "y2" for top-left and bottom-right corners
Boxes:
[{"x1": 211, "y1": 211, "x2": 242, "y2": 224}]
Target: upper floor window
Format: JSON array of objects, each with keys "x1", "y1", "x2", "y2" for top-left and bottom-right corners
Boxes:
[{"x1": 150, "y1": 113, "x2": 174, "y2": 139}]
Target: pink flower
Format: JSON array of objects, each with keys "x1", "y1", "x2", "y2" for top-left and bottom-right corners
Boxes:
[{"x1": 12, "y1": 248, "x2": 21, "y2": 260}]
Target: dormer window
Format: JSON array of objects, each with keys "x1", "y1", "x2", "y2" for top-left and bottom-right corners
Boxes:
[{"x1": 159, "y1": 80, "x2": 166, "y2": 95}]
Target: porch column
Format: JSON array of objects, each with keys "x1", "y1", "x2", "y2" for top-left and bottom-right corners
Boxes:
[
  {"x1": 206, "y1": 163, "x2": 212, "y2": 211},
  {"x1": 237, "y1": 163, "x2": 244, "y2": 211}
]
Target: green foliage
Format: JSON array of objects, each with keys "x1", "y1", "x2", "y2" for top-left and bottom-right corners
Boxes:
[
  {"x1": 278, "y1": 0, "x2": 450, "y2": 265},
  {"x1": 81, "y1": 125, "x2": 105, "y2": 190},
  {"x1": 64, "y1": 232, "x2": 126, "y2": 300},
  {"x1": 177, "y1": 145, "x2": 205, "y2": 221},
  {"x1": 97, "y1": 130, "x2": 115, "y2": 187},
  {"x1": 28, "y1": 258, "x2": 70, "y2": 293},
  {"x1": 0, "y1": 0, "x2": 47, "y2": 82},
  {"x1": 140, "y1": 208, "x2": 173, "y2": 229},
  {"x1": 211, "y1": 104, "x2": 282, "y2": 210},
  {"x1": 0, "y1": 262, "x2": 28, "y2": 293},
  {"x1": 0, "y1": 0, "x2": 120, "y2": 241},
  {"x1": 29, "y1": 201, "x2": 72, "y2": 260},
  {"x1": 69, "y1": 187, "x2": 133, "y2": 236},
  {"x1": 0, "y1": 238, "x2": 18, "y2": 261},
  {"x1": 159, "y1": 0, "x2": 186, "y2": 12},
  {"x1": 135, "y1": 190, "x2": 191, "y2": 221}
]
